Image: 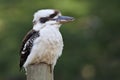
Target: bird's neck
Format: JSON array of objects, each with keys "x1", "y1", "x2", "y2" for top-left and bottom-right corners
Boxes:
[
  {"x1": 33, "y1": 23, "x2": 61, "y2": 31},
  {"x1": 33, "y1": 23, "x2": 44, "y2": 31}
]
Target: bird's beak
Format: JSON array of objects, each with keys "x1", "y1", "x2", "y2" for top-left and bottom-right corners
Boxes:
[{"x1": 55, "y1": 16, "x2": 75, "y2": 23}]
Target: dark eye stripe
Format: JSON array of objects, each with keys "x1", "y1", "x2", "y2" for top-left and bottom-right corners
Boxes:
[
  {"x1": 39, "y1": 17, "x2": 49, "y2": 23},
  {"x1": 49, "y1": 10, "x2": 59, "y2": 18}
]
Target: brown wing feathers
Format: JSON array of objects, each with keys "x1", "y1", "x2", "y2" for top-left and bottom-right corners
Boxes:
[{"x1": 20, "y1": 29, "x2": 39, "y2": 69}]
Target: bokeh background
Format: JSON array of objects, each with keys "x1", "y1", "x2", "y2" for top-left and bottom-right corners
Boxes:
[{"x1": 0, "y1": 0, "x2": 120, "y2": 80}]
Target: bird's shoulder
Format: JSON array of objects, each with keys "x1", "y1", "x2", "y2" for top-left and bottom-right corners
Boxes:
[
  {"x1": 20, "y1": 29, "x2": 40, "y2": 53},
  {"x1": 22, "y1": 30, "x2": 39, "y2": 43}
]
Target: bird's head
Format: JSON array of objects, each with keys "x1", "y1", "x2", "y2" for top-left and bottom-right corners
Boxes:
[{"x1": 33, "y1": 9, "x2": 74, "y2": 30}]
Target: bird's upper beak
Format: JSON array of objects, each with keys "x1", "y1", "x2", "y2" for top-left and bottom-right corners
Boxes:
[{"x1": 54, "y1": 16, "x2": 75, "y2": 23}]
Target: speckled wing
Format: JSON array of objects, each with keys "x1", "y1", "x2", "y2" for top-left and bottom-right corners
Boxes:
[{"x1": 20, "y1": 29, "x2": 39, "y2": 70}]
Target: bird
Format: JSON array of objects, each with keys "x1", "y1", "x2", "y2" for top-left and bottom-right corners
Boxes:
[{"x1": 20, "y1": 9, "x2": 74, "y2": 72}]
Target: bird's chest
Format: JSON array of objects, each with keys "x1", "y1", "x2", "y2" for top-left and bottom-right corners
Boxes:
[
  {"x1": 31, "y1": 27, "x2": 63, "y2": 64},
  {"x1": 41, "y1": 27, "x2": 62, "y2": 45},
  {"x1": 41, "y1": 30, "x2": 63, "y2": 50},
  {"x1": 34, "y1": 27, "x2": 63, "y2": 54}
]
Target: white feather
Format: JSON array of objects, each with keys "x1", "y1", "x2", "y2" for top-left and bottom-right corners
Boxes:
[{"x1": 23, "y1": 24, "x2": 63, "y2": 69}]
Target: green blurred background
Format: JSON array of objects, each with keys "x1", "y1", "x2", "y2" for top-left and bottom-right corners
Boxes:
[{"x1": 0, "y1": 0, "x2": 120, "y2": 80}]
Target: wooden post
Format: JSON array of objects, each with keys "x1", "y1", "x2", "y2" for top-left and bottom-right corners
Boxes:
[{"x1": 26, "y1": 63, "x2": 53, "y2": 80}]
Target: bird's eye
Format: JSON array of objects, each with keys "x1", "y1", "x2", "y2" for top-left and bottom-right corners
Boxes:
[{"x1": 39, "y1": 17, "x2": 49, "y2": 23}]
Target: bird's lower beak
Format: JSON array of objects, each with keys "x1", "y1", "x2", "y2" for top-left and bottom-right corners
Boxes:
[{"x1": 55, "y1": 16, "x2": 75, "y2": 23}]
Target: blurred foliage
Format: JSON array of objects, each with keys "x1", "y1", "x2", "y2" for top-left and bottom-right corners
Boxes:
[{"x1": 0, "y1": 0, "x2": 120, "y2": 80}]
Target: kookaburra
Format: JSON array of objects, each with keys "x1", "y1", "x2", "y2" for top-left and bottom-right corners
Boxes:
[{"x1": 20, "y1": 9, "x2": 74, "y2": 71}]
